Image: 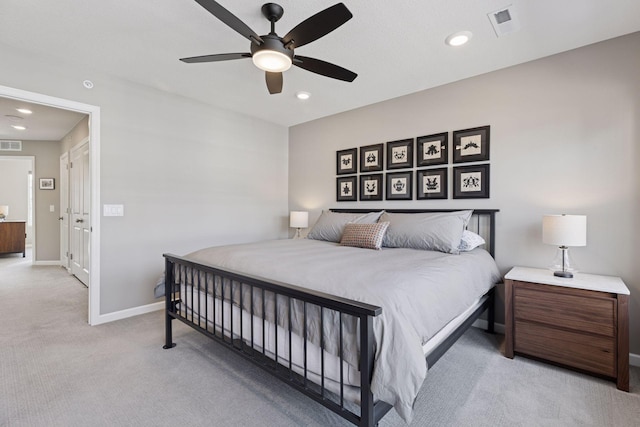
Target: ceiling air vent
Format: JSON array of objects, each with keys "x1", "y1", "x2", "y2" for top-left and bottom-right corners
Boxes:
[
  {"x1": 488, "y1": 5, "x2": 521, "y2": 37},
  {"x1": 0, "y1": 140, "x2": 22, "y2": 151}
]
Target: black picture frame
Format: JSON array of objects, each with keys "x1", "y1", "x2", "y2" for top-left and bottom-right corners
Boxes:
[
  {"x1": 386, "y1": 172, "x2": 412, "y2": 200},
  {"x1": 416, "y1": 168, "x2": 447, "y2": 200},
  {"x1": 417, "y1": 132, "x2": 448, "y2": 166},
  {"x1": 39, "y1": 178, "x2": 55, "y2": 190},
  {"x1": 359, "y1": 174, "x2": 383, "y2": 201},
  {"x1": 386, "y1": 138, "x2": 414, "y2": 170},
  {"x1": 336, "y1": 176, "x2": 357, "y2": 201},
  {"x1": 336, "y1": 148, "x2": 357, "y2": 175},
  {"x1": 359, "y1": 144, "x2": 383, "y2": 172},
  {"x1": 453, "y1": 164, "x2": 490, "y2": 199},
  {"x1": 453, "y1": 125, "x2": 490, "y2": 163}
]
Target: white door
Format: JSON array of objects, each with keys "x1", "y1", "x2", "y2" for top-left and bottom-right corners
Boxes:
[
  {"x1": 70, "y1": 140, "x2": 90, "y2": 286},
  {"x1": 59, "y1": 152, "x2": 70, "y2": 270}
]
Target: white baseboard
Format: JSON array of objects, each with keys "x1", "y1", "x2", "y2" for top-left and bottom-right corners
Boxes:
[
  {"x1": 472, "y1": 320, "x2": 640, "y2": 368},
  {"x1": 33, "y1": 260, "x2": 63, "y2": 266},
  {"x1": 91, "y1": 301, "x2": 164, "y2": 326}
]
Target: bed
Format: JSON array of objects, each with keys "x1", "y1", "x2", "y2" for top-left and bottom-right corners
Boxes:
[{"x1": 160, "y1": 208, "x2": 501, "y2": 426}]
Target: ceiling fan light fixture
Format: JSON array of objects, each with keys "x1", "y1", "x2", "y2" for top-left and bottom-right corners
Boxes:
[
  {"x1": 445, "y1": 31, "x2": 473, "y2": 47},
  {"x1": 252, "y1": 49, "x2": 292, "y2": 72}
]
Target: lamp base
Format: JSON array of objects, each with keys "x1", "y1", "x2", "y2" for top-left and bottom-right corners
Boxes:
[{"x1": 553, "y1": 270, "x2": 574, "y2": 278}]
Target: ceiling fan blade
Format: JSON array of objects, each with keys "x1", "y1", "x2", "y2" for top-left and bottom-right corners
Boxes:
[
  {"x1": 282, "y1": 3, "x2": 352, "y2": 49},
  {"x1": 293, "y1": 56, "x2": 357, "y2": 82},
  {"x1": 180, "y1": 53, "x2": 251, "y2": 63},
  {"x1": 194, "y1": 0, "x2": 263, "y2": 45},
  {"x1": 265, "y1": 72, "x2": 283, "y2": 94}
]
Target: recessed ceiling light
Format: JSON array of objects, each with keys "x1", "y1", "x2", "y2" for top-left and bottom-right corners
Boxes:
[
  {"x1": 11, "y1": 125, "x2": 27, "y2": 130},
  {"x1": 296, "y1": 91, "x2": 311, "y2": 100},
  {"x1": 445, "y1": 31, "x2": 473, "y2": 47},
  {"x1": 16, "y1": 108, "x2": 32, "y2": 114},
  {"x1": 83, "y1": 80, "x2": 94, "y2": 89}
]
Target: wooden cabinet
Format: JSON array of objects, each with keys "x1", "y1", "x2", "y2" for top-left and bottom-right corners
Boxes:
[
  {"x1": 0, "y1": 221, "x2": 26, "y2": 257},
  {"x1": 505, "y1": 267, "x2": 629, "y2": 391}
]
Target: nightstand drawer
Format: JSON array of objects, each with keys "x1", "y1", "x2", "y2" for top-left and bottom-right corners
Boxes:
[
  {"x1": 515, "y1": 320, "x2": 616, "y2": 377},
  {"x1": 514, "y1": 283, "x2": 615, "y2": 337}
]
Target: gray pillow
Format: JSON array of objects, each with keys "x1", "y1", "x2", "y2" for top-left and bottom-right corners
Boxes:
[
  {"x1": 380, "y1": 210, "x2": 473, "y2": 254},
  {"x1": 307, "y1": 210, "x2": 384, "y2": 243}
]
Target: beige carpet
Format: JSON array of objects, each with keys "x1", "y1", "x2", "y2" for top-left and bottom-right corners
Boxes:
[{"x1": 1, "y1": 251, "x2": 638, "y2": 426}]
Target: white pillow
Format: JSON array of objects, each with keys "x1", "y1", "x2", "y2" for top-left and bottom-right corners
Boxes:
[
  {"x1": 380, "y1": 210, "x2": 473, "y2": 254},
  {"x1": 307, "y1": 210, "x2": 384, "y2": 243},
  {"x1": 458, "y1": 230, "x2": 486, "y2": 252}
]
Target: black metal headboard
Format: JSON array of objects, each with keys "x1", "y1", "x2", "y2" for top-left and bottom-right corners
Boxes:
[{"x1": 330, "y1": 208, "x2": 499, "y2": 258}]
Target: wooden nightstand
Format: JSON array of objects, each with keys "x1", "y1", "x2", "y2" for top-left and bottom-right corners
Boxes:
[{"x1": 505, "y1": 266, "x2": 630, "y2": 391}]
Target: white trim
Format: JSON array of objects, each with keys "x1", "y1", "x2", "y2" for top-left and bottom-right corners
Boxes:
[
  {"x1": 91, "y1": 301, "x2": 164, "y2": 325},
  {"x1": 630, "y1": 352, "x2": 640, "y2": 367},
  {"x1": 33, "y1": 260, "x2": 63, "y2": 266},
  {"x1": 0, "y1": 84, "x2": 101, "y2": 326}
]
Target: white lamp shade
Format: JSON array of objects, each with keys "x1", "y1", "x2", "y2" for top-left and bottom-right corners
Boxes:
[
  {"x1": 542, "y1": 214, "x2": 587, "y2": 247},
  {"x1": 289, "y1": 211, "x2": 309, "y2": 228},
  {"x1": 0, "y1": 205, "x2": 8, "y2": 217},
  {"x1": 290, "y1": 211, "x2": 309, "y2": 228}
]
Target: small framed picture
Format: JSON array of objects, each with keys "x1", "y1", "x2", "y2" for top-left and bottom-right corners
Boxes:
[
  {"x1": 453, "y1": 125, "x2": 490, "y2": 163},
  {"x1": 453, "y1": 164, "x2": 490, "y2": 199},
  {"x1": 336, "y1": 176, "x2": 357, "y2": 202},
  {"x1": 39, "y1": 178, "x2": 55, "y2": 190},
  {"x1": 360, "y1": 144, "x2": 383, "y2": 172},
  {"x1": 417, "y1": 132, "x2": 448, "y2": 166},
  {"x1": 386, "y1": 139, "x2": 413, "y2": 170},
  {"x1": 336, "y1": 148, "x2": 357, "y2": 175},
  {"x1": 359, "y1": 174, "x2": 383, "y2": 201},
  {"x1": 416, "y1": 168, "x2": 447, "y2": 200},
  {"x1": 386, "y1": 172, "x2": 412, "y2": 200}
]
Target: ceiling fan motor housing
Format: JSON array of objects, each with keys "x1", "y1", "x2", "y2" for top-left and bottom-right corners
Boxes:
[{"x1": 250, "y1": 34, "x2": 294, "y2": 60}]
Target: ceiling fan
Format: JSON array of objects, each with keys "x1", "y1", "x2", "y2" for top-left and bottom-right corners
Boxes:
[{"x1": 180, "y1": 1, "x2": 358, "y2": 95}]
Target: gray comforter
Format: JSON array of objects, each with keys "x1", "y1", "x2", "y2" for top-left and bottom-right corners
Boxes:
[{"x1": 161, "y1": 239, "x2": 500, "y2": 422}]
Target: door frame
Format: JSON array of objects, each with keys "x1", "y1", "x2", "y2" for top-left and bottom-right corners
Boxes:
[{"x1": 0, "y1": 84, "x2": 101, "y2": 326}]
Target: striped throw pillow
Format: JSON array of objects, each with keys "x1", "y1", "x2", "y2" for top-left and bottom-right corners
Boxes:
[{"x1": 339, "y1": 222, "x2": 390, "y2": 250}]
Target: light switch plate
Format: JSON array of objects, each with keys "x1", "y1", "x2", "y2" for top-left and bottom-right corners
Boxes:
[
  {"x1": 49, "y1": 205, "x2": 55, "y2": 212},
  {"x1": 103, "y1": 204, "x2": 124, "y2": 217}
]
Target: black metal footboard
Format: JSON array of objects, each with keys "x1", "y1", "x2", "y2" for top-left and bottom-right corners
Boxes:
[{"x1": 163, "y1": 253, "x2": 385, "y2": 427}]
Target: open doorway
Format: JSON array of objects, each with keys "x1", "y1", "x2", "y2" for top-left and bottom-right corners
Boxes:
[
  {"x1": 0, "y1": 84, "x2": 101, "y2": 325},
  {"x1": 0, "y1": 156, "x2": 34, "y2": 261}
]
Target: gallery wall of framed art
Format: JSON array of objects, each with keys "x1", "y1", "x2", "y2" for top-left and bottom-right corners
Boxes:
[{"x1": 335, "y1": 125, "x2": 491, "y2": 201}]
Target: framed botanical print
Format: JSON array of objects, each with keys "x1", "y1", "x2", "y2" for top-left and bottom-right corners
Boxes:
[
  {"x1": 453, "y1": 125, "x2": 490, "y2": 163},
  {"x1": 416, "y1": 132, "x2": 448, "y2": 166},
  {"x1": 386, "y1": 138, "x2": 413, "y2": 170},
  {"x1": 336, "y1": 176, "x2": 357, "y2": 201},
  {"x1": 386, "y1": 172, "x2": 412, "y2": 200},
  {"x1": 39, "y1": 178, "x2": 55, "y2": 190},
  {"x1": 359, "y1": 174, "x2": 383, "y2": 201},
  {"x1": 416, "y1": 168, "x2": 447, "y2": 200},
  {"x1": 336, "y1": 148, "x2": 357, "y2": 175},
  {"x1": 359, "y1": 144, "x2": 383, "y2": 172},
  {"x1": 453, "y1": 164, "x2": 490, "y2": 199}
]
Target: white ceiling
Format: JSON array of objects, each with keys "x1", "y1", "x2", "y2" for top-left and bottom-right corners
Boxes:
[
  {"x1": 0, "y1": 0, "x2": 639, "y2": 129},
  {"x1": 0, "y1": 98, "x2": 86, "y2": 141}
]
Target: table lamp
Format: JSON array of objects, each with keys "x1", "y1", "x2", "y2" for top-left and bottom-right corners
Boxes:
[
  {"x1": 542, "y1": 214, "x2": 587, "y2": 278},
  {"x1": 290, "y1": 211, "x2": 309, "y2": 239},
  {"x1": 0, "y1": 205, "x2": 8, "y2": 221}
]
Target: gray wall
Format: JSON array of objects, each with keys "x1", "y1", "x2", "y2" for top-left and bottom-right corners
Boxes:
[
  {"x1": 61, "y1": 116, "x2": 89, "y2": 154},
  {"x1": 1, "y1": 43, "x2": 289, "y2": 314},
  {"x1": 0, "y1": 141, "x2": 62, "y2": 261},
  {"x1": 289, "y1": 33, "x2": 640, "y2": 354}
]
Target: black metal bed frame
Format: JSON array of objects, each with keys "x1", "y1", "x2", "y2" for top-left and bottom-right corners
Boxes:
[{"x1": 162, "y1": 209, "x2": 498, "y2": 427}]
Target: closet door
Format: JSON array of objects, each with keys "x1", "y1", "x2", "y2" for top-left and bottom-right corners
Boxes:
[{"x1": 70, "y1": 140, "x2": 90, "y2": 286}]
